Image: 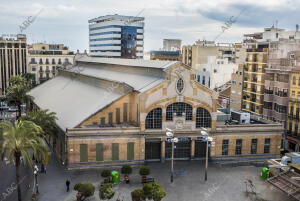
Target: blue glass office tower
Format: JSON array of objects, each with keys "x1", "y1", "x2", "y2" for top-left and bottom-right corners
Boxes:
[{"x1": 88, "y1": 15, "x2": 144, "y2": 59}]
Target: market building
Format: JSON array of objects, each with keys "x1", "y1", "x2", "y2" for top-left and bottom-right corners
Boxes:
[{"x1": 29, "y1": 57, "x2": 283, "y2": 169}]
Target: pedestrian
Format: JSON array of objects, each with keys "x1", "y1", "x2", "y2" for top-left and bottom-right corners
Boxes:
[
  {"x1": 66, "y1": 180, "x2": 70, "y2": 192},
  {"x1": 44, "y1": 166, "x2": 47, "y2": 174}
]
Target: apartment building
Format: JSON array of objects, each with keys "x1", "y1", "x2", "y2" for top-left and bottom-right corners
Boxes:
[
  {"x1": 88, "y1": 14, "x2": 144, "y2": 58},
  {"x1": 150, "y1": 51, "x2": 181, "y2": 61},
  {"x1": 241, "y1": 27, "x2": 300, "y2": 116},
  {"x1": 287, "y1": 64, "x2": 300, "y2": 152},
  {"x1": 230, "y1": 64, "x2": 244, "y2": 110},
  {"x1": 28, "y1": 43, "x2": 74, "y2": 84},
  {"x1": 163, "y1": 39, "x2": 181, "y2": 51},
  {"x1": 0, "y1": 34, "x2": 27, "y2": 95}
]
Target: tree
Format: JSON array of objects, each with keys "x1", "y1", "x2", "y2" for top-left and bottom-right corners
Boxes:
[
  {"x1": 99, "y1": 183, "x2": 115, "y2": 200},
  {"x1": 24, "y1": 109, "x2": 58, "y2": 138},
  {"x1": 0, "y1": 120, "x2": 47, "y2": 201},
  {"x1": 22, "y1": 73, "x2": 36, "y2": 88},
  {"x1": 6, "y1": 75, "x2": 33, "y2": 118},
  {"x1": 143, "y1": 182, "x2": 166, "y2": 201},
  {"x1": 121, "y1": 165, "x2": 132, "y2": 183},
  {"x1": 139, "y1": 166, "x2": 150, "y2": 183},
  {"x1": 131, "y1": 189, "x2": 145, "y2": 201},
  {"x1": 74, "y1": 183, "x2": 95, "y2": 201},
  {"x1": 101, "y1": 169, "x2": 111, "y2": 183}
]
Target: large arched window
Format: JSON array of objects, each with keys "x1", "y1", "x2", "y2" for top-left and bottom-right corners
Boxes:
[
  {"x1": 145, "y1": 108, "x2": 162, "y2": 129},
  {"x1": 166, "y1": 102, "x2": 193, "y2": 121},
  {"x1": 196, "y1": 108, "x2": 211, "y2": 128}
]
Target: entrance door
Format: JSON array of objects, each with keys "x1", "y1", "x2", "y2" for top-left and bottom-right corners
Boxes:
[
  {"x1": 145, "y1": 140, "x2": 161, "y2": 161},
  {"x1": 195, "y1": 140, "x2": 207, "y2": 158},
  {"x1": 165, "y1": 138, "x2": 191, "y2": 159}
]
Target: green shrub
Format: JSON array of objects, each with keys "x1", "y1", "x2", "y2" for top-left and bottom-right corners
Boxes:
[
  {"x1": 74, "y1": 183, "x2": 95, "y2": 199},
  {"x1": 74, "y1": 183, "x2": 82, "y2": 191},
  {"x1": 99, "y1": 183, "x2": 115, "y2": 200},
  {"x1": 139, "y1": 166, "x2": 150, "y2": 176},
  {"x1": 121, "y1": 165, "x2": 132, "y2": 175},
  {"x1": 101, "y1": 169, "x2": 111, "y2": 178},
  {"x1": 131, "y1": 189, "x2": 145, "y2": 201},
  {"x1": 143, "y1": 182, "x2": 166, "y2": 201}
]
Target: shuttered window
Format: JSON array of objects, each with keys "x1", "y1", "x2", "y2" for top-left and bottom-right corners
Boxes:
[
  {"x1": 112, "y1": 143, "x2": 119, "y2": 161},
  {"x1": 116, "y1": 108, "x2": 120, "y2": 124},
  {"x1": 108, "y1": 112, "x2": 113, "y2": 125},
  {"x1": 127, "y1": 142, "x2": 134, "y2": 160},
  {"x1": 123, "y1": 103, "x2": 128, "y2": 122},
  {"x1": 96, "y1": 143, "x2": 103, "y2": 161},
  {"x1": 80, "y1": 144, "x2": 88, "y2": 162}
]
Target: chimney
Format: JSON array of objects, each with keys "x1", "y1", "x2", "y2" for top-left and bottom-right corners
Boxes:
[{"x1": 297, "y1": 24, "x2": 299, "y2": 32}]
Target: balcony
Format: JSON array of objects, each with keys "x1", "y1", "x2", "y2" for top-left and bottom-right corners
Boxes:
[
  {"x1": 29, "y1": 61, "x2": 37, "y2": 64},
  {"x1": 290, "y1": 98, "x2": 300, "y2": 103},
  {"x1": 39, "y1": 69, "x2": 44, "y2": 73}
]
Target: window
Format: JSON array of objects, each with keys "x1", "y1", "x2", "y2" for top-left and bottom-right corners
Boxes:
[
  {"x1": 196, "y1": 108, "x2": 211, "y2": 128},
  {"x1": 176, "y1": 78, "x2": 184, "y2": 94},
  {"x1": 80, "y1": 144, "x2": 88, "y2": 162},
  {"x1": 39, "y1": 58, "x2": 43, "y2": 64},
  {"x1": 251, "y1": 139, "x2": 257, "y2": 154},
  {"x1": 214, "y1": 69, "x2": 217, "y2": 73},
  {"x1": 116, "y1": 108, "x2": 120, "y2": 124},
  {"x1": 96, "y1": 143, "x2": 103, "y2": 161},
  {"x1": 166, "y1": 102, "x2": 193, "y2": 121},
  {"x1": 145, "y1": 108, "x2": 162, "y2": 129},
  {"x1": 112, "y1": 143, "x2": 119, "y2": 160},
  {"x1": 52, "y1": 58, "x2": 55, "y2": 64},
  {"x1": 222, "y1": 140, "x2": 229, "y2": 155},
  {"x1": 236, "y1": 139, "x2": 242, "y2": 155},
  {"x1": 127, "y1": 142, "x2": 134, "y2": 160},
  {"x1": 100, "y1": 117, "x2": 105, "y2": 126},
  {"x1": 264, "y1": 138, "x2": 270, "y2": 154},
  {"x1": 202, "y1": 76, "x2": 206, "y2": 85},
  {"x1": 123, "y1": 103, "x2": 128, "y2": 122},
  {"x1": 108, "y1": 112, "x2": 113, "y2": 125},
  {"x1": 293, "y1": 77, "x2": 296, "y2": 85}
]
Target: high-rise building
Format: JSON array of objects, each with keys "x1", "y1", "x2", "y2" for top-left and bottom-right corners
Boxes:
[
  {"x1": 28, "y1": 43, "x2": 75, "y2": 84},
  {"x1": 88, "y1": 14, "x2": 144, "y2": 59},
  {"x1": 163, "y1": 39, "x2": 181, "y2": 51},
  {"x1": 0, "y1": 34, "x2": 27, "y2": 95},
  {"x1": 230, "y1": 64, "x2": 244, "y2": 110}
]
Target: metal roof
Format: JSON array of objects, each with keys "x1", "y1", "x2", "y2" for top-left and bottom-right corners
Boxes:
[
  {"x1": 77, "y1": 56, "x2": 179, "y2": 69},
  {"x1": 29, "y1": 75, "x2": 123, "y2": 131},
  {"x1": 68, "y1": 64, "x2": 165, "y2": 92},
  {"x1": 88, "y1": 14, "x2": 144, "y2": 23}
]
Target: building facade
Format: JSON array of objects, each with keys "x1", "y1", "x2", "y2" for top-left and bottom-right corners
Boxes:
[
  {"x1": 150, "y1": 51, "x2": 181, "y2": 61},
  {"x1": 287, "y1": 66, "x2": 300, "y2": 151},
  {"x1": 230, "y1": 64, "x2": 244, "y2": 110},
  {"x1": 29, "y1": 57, "x2": 283, "y2": 168},
  {"x1": 28, "y1": 43, "x2": 74, "y2": 84},
  {"x1": 88, "y1": 14, "x2": 144, "y2": 58},
  {"x1": 163, "y1": 39, "x2": 181, "y2": 51},
  {"x1": 0, "y1": 34, "x2": 27, "y2": 95}
]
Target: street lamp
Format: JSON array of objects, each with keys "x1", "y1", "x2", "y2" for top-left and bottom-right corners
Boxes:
[
  {"x1": 33, "y1": 165, "x2": 39, "y2": 194},
  {"x1": 166, "y1": 128, "x2": 178, "y2": 183},
  {"x1": 201, "y1": 130, "x2": 213, "y2": 181}
]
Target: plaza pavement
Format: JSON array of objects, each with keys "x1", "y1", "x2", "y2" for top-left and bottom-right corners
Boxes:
[{"x1": 27, "y1": 156, "x2": 295, "y2": 201}]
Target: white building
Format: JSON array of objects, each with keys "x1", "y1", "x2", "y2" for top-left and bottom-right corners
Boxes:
[
  {"x1": 88, "y1": 14, "x2": 144, "y2": 59},
  {"x1": 194, "y1": 56, "x2": 238, "y2": 90}
]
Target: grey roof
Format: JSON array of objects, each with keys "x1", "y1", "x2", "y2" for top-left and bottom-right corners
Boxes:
[
  {"x1": 29, "y1": 75, "x2": 123, "y2": 131},
  {"x1": 88, "y1": 14, "x2": 144, "y2": 23},
  {"x1": 77, "y1": 56, "x2": 179, "y2": 69},
  {"x1": 68, "y1": 64, "x2": 165, "y2": 92}
]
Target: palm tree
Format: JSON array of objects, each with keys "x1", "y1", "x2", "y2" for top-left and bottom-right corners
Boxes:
[
  {"x1": 6, "y1": 75, "x2": 33, "y2": 119},
  {"x1": 0, "y1": 120, "x2": 48, "y2": 201},
  {"x1": 24, "y1": 109, "x2": 58, "y2": 145}
]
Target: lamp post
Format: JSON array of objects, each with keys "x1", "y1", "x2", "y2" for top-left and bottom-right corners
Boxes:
[
  {"x1": 166, "y1": 128, "x2": 178, "y2": 183},
  {"x1": 34, "y1": 165, "x2": 39, "y2": 194},
  {"x1": 201, "y1": 130, "x2": 213, "y2": 181}
]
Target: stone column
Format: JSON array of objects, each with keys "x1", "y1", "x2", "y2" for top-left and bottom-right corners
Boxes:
[
  {"x1": 161, "y1": 139, "x2": 165, "y2": 163},
  {"x1": 191, "y1": 138, "x2": 195, "y2": 160}
]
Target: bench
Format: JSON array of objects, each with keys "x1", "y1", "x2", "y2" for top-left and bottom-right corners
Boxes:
[{"x1": 142, "y1": 177, "x2": 155, "y2": 184}]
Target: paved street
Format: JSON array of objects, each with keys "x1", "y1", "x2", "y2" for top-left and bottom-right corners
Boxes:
[
  {"x1": 0, "y1": 159, "x2": 33, "y2": 201},
  {"x1": 24, "y1": 155, "x2": 295, "y2": 201}
]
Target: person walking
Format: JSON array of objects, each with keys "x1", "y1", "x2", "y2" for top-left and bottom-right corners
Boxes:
[{"x1": 66, "y1": 180, "x2": 70, "y2": 192}]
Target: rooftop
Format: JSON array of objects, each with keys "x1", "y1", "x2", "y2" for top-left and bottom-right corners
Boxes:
[{"x1": 89, "y1": 14, "x2": 144, "y2": 24}]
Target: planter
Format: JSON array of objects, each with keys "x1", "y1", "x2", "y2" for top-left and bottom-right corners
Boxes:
[
  {"x1": 31, "y1": 194, "x2": 37, "y2": 201},
  {"x1": 141, "y1": 176, "x2": 147, "y2": 183},
  {"x1": 124, "y1": 175, "x2": 130, "y2": 184}
]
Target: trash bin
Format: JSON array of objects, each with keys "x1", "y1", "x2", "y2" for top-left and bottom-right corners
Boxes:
[
  {"x1": 260, "y1": 167, "x2": 269, "y2": 180},
  {"x1": 111, "y1": 171, "x2": 120, "y2": 184}
]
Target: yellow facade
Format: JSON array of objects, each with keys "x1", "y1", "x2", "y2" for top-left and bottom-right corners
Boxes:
[
  {"x1": 288, "y1": 68, "x2": 300, "y2": 135},
  {"x1": 242, "y1": 49, "x2": 268, "y2": 115}
]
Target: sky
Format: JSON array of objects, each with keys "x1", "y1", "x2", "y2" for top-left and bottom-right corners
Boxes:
[{"x1": 1, "y1": 0, "x2": 300, "y2": 52}]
